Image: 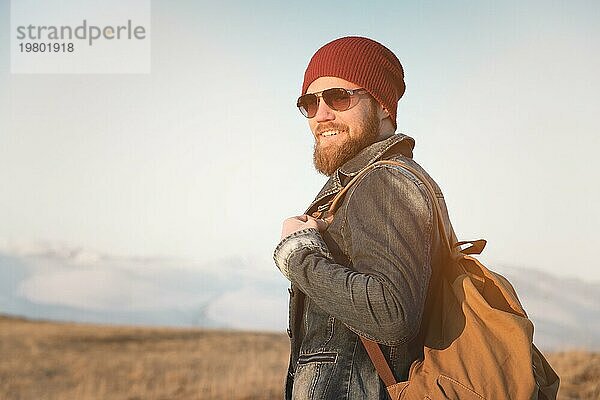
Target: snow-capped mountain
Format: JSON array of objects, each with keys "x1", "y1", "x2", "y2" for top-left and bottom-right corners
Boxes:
[{"x1": 0, "y1": 242, "x2": 597, "y2": 351}]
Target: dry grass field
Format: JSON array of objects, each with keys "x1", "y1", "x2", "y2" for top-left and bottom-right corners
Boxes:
[{"x1": 0, "y1": 315, "x2": 598, "y2": 400}]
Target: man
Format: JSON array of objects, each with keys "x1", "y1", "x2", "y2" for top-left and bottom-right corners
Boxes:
[{"x1": 274, "y1": 36, "x2": 457, "y2": 399}]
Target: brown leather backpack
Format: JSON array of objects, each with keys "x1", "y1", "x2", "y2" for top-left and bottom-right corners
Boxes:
[{"x1": 321, "y1": 159, "x2": 560, "y2": 400}]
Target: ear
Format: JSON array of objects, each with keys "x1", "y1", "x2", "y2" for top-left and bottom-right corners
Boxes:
[{"x1": 377, "y1": 104, "x2": 390, "y2": 122}]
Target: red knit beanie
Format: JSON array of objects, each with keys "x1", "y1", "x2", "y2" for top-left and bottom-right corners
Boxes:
[{"x1": 302, "y1": 36, "x2": 405, "y2": 129}]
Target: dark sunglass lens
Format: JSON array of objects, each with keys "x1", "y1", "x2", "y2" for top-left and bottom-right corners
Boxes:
[
  {"x1": 297, "y1": 94, "x2": 318, "y2": 118},
  {"x1": 323, "y1": 88, "x2": 351, "y2": 111}
]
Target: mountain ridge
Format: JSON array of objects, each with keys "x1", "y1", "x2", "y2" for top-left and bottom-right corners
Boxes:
[{"x1": 1, "y1": 243, "x2": 597, "y2": 351}]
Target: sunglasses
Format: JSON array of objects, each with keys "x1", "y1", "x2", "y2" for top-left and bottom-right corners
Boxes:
[{"x1": 297, "y1": 87, "x2": 369, "y2": 118}]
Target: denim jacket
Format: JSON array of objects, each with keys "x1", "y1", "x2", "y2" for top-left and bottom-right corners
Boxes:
[{"x1": 274, "y1": 134, "x2": 457, "y2": 400}]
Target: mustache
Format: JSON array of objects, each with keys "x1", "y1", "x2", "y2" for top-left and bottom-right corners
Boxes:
[{"x1": 315, "y1": 122, "x2": 348, "y2": 136}]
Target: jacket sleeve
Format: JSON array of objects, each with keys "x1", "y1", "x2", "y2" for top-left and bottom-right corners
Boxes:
[{"x1": 273, "y1": 165, "x2": 433, "y2": 345}]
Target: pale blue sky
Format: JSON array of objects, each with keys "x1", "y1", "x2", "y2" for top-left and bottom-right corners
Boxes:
[{"x1": 1, "y1": 0, "x2": 599, "y2": 283}]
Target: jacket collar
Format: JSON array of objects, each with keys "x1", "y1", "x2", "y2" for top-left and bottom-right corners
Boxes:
[{"x1": 305, "y1": 133, "x2": 415, "y2": 214}]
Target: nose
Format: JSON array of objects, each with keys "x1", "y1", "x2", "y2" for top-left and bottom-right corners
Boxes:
[{"x1": 314, "y1": 97, "x2": 335, "y2": 123}]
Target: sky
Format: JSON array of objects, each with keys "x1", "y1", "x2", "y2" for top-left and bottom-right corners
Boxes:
[{"x1": 1, "y1": 0, "x2": 599, "y2": 292}]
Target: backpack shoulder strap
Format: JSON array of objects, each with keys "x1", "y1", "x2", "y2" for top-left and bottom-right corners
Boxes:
[
  {"x1": 323, "y1": 159, "x2": 451, "y2": 387},
  {"x1": 359, "y1": 336, "x2": 398, "y2": 387},
  {"x1": 322, "y1": 159, "x2": 453, "y2": 255}
]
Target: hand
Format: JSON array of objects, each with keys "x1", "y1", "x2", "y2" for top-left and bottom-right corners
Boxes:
[{"x1": 281, "y1": 214, "x2": 329, "y2": 240}]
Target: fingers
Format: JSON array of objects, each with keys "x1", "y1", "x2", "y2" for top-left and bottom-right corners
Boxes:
[
  {"x1": 306, "y1": 215, "x2": 330, "y2": 232},
  {"x1": 284, "y1": 215, "x2": 309, "y2": 222},
  {"x1": 281, "y1": 215, "x2": 311, "y2": 239},
  {"x1": 281, "y1": 214, "x2": 331, "y2": 240}
]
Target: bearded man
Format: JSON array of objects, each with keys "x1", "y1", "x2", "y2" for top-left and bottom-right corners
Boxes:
[{"x1": 274, "y1": 36, "x2": 457, "y2": 399}]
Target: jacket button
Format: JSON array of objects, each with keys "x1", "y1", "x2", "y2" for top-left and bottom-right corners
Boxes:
[
  {"x1": 288, "y1": 287, "x2": 294, "y2": 297},
  {"x1": 287, "y1": 328, "x2": 292, "y2": 338}
]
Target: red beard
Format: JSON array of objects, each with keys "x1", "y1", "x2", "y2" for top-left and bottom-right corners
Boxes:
[{"x1": 313, "y1": 110, "x2": 380, "y2": 176}]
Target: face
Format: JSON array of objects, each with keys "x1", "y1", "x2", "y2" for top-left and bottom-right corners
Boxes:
[{"x1": 305, "y1": 76, "x2": 386, "y2": 176}]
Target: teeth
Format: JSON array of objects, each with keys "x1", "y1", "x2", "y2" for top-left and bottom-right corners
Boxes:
[{"x1": 321, "y1": 130, "x2": 339, "y2": 137}]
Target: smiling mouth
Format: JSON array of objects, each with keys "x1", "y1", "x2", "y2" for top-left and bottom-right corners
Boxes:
[{"x1": 319, "y1": 130, "x2": 344, "y2": 137}]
